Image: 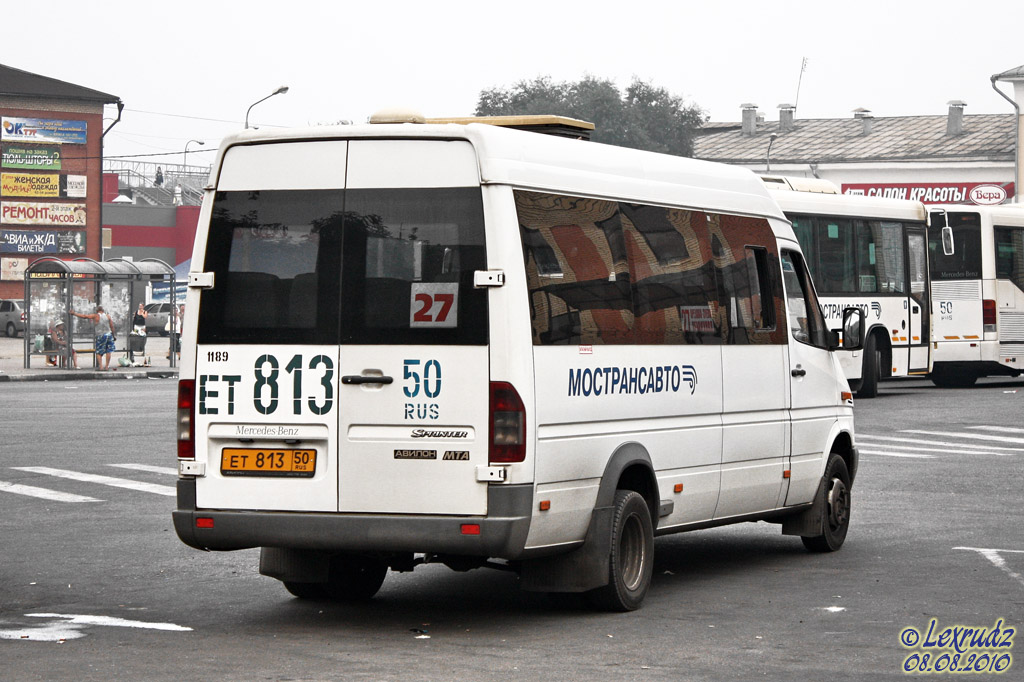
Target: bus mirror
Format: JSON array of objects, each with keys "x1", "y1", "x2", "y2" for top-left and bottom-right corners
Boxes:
[
  {"x1": 841, "y1": 307, "x2": 864, "y2": 351},
  {"x1": 941, "y1": 226, "x2": 955, "y2": 256}
]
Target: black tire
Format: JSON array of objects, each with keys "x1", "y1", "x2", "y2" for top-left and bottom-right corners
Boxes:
[
  {"x1": 855, "y1": 333, "x2": 879, "y2": 398},
  {"x1": 801, "y1": 454, "x2": 852, "y2": 553},
  {"x1": 587, "y1": 490, "x2": 654, "y2": 612},
  {"x1": 323, "y1": 556, "x2": 388, "y2": 602},
  {"x1": 283, "y1": 581, "x2": 329, "y2": 600},
  {"x1": 5, "y1": 322, "x2": 15, "y2": 338}
]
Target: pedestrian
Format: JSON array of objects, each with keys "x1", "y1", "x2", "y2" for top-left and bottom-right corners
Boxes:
[
  {"x1": 155, "y1": 166, "x2": 163, "y2": 186},
  {"x1": 71, "y1": 305, "x2": 117, "y2": 370},
  {"x1": 47, "y1": 320, "x2": 78, "y2": 369},
  {"x1": 129, "y1": 302, "x2": 148, "y2": 364}
]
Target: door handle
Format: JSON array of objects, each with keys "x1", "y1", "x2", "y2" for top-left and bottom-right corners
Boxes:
[
  {"x1": 341, "y1": 375, "x2": 394, "y2": 385},
  {"x1": 791, "y1": 368, "x2": 806, "y2": 377}
]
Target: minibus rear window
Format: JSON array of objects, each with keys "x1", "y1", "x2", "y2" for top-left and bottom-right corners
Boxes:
[{"x1": 198, "y1": 187, "x2": 488, "y2": 345}]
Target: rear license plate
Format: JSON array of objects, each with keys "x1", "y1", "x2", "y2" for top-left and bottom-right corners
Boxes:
[{"x1": 221, "y1": 449, "x2": 316, "y2": 477}]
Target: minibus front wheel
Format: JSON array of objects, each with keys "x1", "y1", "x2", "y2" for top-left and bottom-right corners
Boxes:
[
  {"x1": 587, "y1": 490, "x2": 654, "y2": 611},
  {"x1": 801, "y1": 454, "x2": 852, "y2": 552}
]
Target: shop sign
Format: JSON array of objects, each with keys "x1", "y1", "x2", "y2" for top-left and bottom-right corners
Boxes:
[
  {"x1": 1, "y1": 229, "x2": 86, "y2": 254},
  {"x1": 1, "y1": 256, "x2": 29, "y2": 281},
  {"x1": 1, "y1": 144, "x2": 61, "y2": 170},
  {"x1": 842, "y1": 182, "x2": 1015, "y2": 205},
  {"x1": 1, "y1": 173, "x2": 87, "y2": 198},
  {"x1": 1, "y1": 201, "x2": 86, "y2": 226},
  {"x1": 1, "y1": 117, "x2": 87, "y2": 145}
]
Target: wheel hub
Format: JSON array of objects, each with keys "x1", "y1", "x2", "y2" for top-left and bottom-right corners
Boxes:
[{"x1": 826, "y1": 478, "x2": 849, "y2": 530}]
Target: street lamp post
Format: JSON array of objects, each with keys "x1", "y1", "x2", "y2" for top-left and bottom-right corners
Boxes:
[
  {"x1": 183, "y1": 139, "x2": 204, "y2": 171},
  {"x1": 765, "y1": 133, "x2": 779, "y2": 174},
  {"x1": 245, "y1": 86, "x2": 289, "y2": 129}
]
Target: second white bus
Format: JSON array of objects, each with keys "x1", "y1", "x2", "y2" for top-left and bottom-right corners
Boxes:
[{"x1": 767, "y1": 179, "x2": 931, "y2": 397}]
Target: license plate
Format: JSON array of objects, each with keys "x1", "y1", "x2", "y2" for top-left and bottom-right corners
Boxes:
[{"x1": 220, "y1": 449, "x2": 316, "y2": 477}]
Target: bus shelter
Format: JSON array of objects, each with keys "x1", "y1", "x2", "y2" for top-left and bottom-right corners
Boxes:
[{"x1": 23, "y1": 257, "x2": 176, "y2": 369}]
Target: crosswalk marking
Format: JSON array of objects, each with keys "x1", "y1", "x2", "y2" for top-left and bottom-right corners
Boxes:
[
  {"x1": 0, "y1": 480, "x2": 101, "y2": 503},
  {"x1": 904, "y1": 429, "x2": 1024, "y2": 445},
  {"x1": 12, "y1": 467, "x2": 176, "y2": 497},
  {"x1": 967, "y1": 425, "x2": 1024, "y2": 435},
  {"x1": 857, "y1": 434, "x2": 1024, "y2": 454},
  {"x1": 858, "y1": 450, "x2": 935, "y2": 459},
  {"x1": 108, "y1": 463, "x2": 177, "y2": 476}
]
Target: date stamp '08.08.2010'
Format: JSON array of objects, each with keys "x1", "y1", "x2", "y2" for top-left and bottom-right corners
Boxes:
[{"x1": 901, "y1": 618, "x2": 1014, "y2": 675}]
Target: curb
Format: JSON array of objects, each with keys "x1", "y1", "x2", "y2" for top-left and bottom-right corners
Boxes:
[{"x1": 0, "y1": 369, "x2": 178, "y2": 382}]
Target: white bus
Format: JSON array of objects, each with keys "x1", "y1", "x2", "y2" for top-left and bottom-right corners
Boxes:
[
  {"x1": 173, "y1": 114, "x2": 863, "y2": 611},
  {"x1": 927, "y1": 204, "x2": 1024, "y2": 387},
  {"x1": 767, "y1": 179, "x2": 931, "y2": 397}
]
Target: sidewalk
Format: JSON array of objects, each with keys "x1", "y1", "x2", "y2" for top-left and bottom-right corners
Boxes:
[{"x1": 0, "y1": 334, "x2": 179, "y2": 382}]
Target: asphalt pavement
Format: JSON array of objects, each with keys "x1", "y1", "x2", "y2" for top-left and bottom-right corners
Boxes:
[{"x1": 0, "y1": 334, "x2": 178, "y2": 382}]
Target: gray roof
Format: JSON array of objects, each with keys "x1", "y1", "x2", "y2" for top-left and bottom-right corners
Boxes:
[
  {"x1": 693, "y1": 113, "x2": 1014, "y2": 165},
  {"x1": 0, "y1": 63, "x2": 119, "y2": 103}
]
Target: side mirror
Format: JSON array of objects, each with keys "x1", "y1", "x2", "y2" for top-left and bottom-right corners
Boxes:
[
  {"x1": 941, "y1": 226, "x2": 955, "y2": 256},
  {"x1": 840, "y1": 307, "x2": 864, "y2": 351}
]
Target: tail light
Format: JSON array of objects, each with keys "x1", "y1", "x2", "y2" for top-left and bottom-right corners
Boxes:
[
  {"x1": 177, "y1": 379, "x2": 195, "y2": 459},
  {"x1": 489, "y1": 381, "x2": 525, "y2": 463},
  {"x1": 983, "y1": 299, "x2": 997, "y2": 332}
]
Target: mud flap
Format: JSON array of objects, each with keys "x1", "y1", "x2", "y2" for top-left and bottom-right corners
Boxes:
[
  {"x1": 259, "y1": 547, "x2": 330, "y2": 583},
  {"x1": 780, "y1": 474, "x2": 826, "y2": 537},
  {"x1": 519, "y1": 505, "x2": 613, "y2": 593}
]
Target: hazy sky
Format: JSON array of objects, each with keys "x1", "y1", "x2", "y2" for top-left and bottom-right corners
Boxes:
[{"x1": 5, "y1": 0, "x2": 1022, "y2": 166}]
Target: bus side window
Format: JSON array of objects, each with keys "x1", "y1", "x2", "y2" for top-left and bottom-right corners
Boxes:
[{"x1": 781, "y1": 250, "x2": 829, "y2": 349}]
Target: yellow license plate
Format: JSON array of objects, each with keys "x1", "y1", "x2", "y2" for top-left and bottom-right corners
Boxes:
[{"x1": 221, "y1": 449, "x2": 316, "y2": 477}]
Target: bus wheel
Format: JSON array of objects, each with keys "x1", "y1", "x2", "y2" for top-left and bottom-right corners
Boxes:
[
  {"x1": 801, "y1": 454, "x2": 851, "y2": 553},
  {"x1": 855, "y1": 334, "x2": 880, "y2": 398},
  {"x1": 324, "y1": 556, "x2": 388, "y2": 602},
  {"x1": 587, "y1": 490, "x2": 654, "y2": 612},
  {"x1": 283, "y1": 581, "x2": 329, "y2": 600}
]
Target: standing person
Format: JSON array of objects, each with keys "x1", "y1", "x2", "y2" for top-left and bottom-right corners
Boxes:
[
  {"x1": 175, "y1": 303, "x2": 184, "y2": 361},
  {"x1": 155, "y1": 166, "x2": 164, "y2": 187},
  {"x1": 129, "y1": 302, "x2": 148, "y2": 364},
  {"x1": 71, "y1": 305, "x2": 117, "y2": 370}
]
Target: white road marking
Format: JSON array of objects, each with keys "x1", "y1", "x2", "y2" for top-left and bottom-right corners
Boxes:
[
  {"x1": 0, "y1": 480, "x2": 101, "y2": 503},
  {"x1": 858, "y1": 435, "x2": 1024, "y2": 453},
  {"x1": 968, "y1": 425, "x2": 1024, "y2": 435},
  {"x1": 108, "y1": 463, "x2": 177, "y2": 476},
  {"x1": 904, "y1": 430, "x2": 1024, "y2": 445},
  {"x1": 954, "y1": 547, "x2": 1024, "y2": 590},
  {"x1": 856, "y1": 442, "x2": 1009, "y2": 457},
  {"x1": 0, "y1": 613, "x2": 192, "y2": 641},
  {"x1": 858, "y1": 450, "x2": 935, "y2": 459},
  {"x1": 12, "y1": 467, "x2": 176, "y2": 497},
  {"x1": 28, "y1": 613, "x2": 192, "y2": 631}
]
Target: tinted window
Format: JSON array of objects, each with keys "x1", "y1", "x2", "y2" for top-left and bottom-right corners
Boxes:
[
  {"x1": 198, "y1": 187, "x2": 487, "y2": 345},
  {"x1": 518, "y1": 190, "x2": 785, "y2": 346},
  {"x1": 928, "y1": 212, "x2": 982, "y2": 280},
  {"x1": 782, "y1": 250, "x2": 830, "y2": 349},
  {"x1": 995, "y1": 226, "x2": 1024, "y2": 291}
]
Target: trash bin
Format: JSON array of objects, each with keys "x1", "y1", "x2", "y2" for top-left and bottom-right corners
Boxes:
[{"x1": 129, "y1": 334, "x2": 147, "y2": 353}]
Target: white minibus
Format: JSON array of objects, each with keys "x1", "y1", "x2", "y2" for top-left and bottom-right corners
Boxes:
[
  {"x1": 173, "y1": 114, "x2": 863, "y2": 610},
  {"x1": 928, "y1": 203, "x2": 1024, "y2": 386},
  {"x1": 766, "y1": 178, "x2": 932, "y2": 397}
]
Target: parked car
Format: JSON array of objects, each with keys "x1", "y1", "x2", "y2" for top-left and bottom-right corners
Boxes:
[
  {"x1": 0, "y1": 299, "x2": 26, "y2": 337},
  {"x1": 145, "y1": 302, "x2": 174, "y2": 336}
]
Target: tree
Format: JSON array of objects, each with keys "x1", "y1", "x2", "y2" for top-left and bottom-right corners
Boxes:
[{"x1": 475, "y1": 76, "x2": 706, "y2": 156}]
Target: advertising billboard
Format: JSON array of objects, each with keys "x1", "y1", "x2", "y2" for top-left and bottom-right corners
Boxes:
[
  {"x1": 1, "y1": 201, "x2": 86, "y2": 226},
  {"x1": 1, "y1": 144, "x2": 61, "y2": 170},
  {"x1": 0, "y1": 117, "x2": 88, "y2": 145}
]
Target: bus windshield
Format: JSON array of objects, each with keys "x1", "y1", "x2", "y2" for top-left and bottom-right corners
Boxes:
[{"x1": 928, "y1": 212, "x2": 983, "y2": 280}]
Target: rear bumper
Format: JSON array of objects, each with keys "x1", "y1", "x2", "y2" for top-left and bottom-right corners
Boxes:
[{"x1": 173, "y1": 479, "x2": 534, "y2": 559}]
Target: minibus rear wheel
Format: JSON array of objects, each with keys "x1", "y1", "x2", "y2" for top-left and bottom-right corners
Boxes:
[
  {"x1": 324, "y1": 556, "x2": 388, "y2": 601},
  {"x1": 587, "y1": 490, "x2": 654, "y2": 611},
  {"x1": 801, "y1": 454, "x2": 851, "y2": 552}
]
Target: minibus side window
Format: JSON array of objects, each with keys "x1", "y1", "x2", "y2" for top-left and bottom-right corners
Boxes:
[
  {"x1": 995, "y1": 226, "x2": 1024, "y2": 291},
  {"x1": 781, "y1": 250, "x2": 829, "y2": 349}
]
